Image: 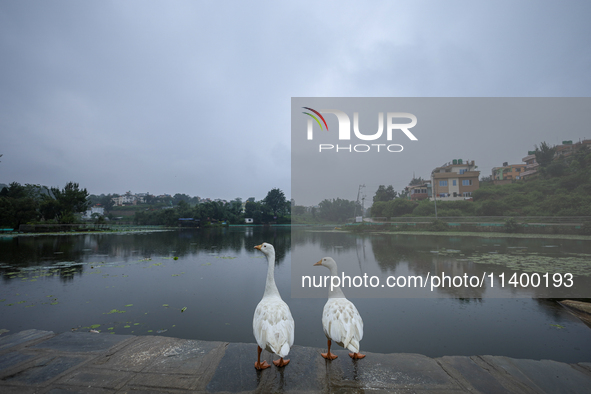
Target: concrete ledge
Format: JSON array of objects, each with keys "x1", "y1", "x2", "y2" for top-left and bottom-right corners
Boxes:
[{"x1": 0, "y1": 330, "x2": 589, "y2": 393}]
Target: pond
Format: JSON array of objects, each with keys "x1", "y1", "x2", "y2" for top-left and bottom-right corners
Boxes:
[{"x1": 1, "y1": 227, "x2": 590, "y2": 363}]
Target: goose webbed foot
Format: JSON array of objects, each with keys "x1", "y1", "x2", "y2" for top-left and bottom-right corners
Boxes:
[
  {"x1": 349, "y1": 352, "x2": 366, "y2": 359},
  {"x1": 255, "y1": 360, "x2": 271, "y2": 370},
  {"x1": 321, "y1": 351, "x2": 338, "y2": 360},
  {"x1": 273, "y1": 357, "x2": 290, "y2": 367}
]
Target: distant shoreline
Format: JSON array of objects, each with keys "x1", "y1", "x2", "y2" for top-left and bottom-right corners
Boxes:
[{"x1": 0, "y1": 228, "x2": 176, "y2": 238}]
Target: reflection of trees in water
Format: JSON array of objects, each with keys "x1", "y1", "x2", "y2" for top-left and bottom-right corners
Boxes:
[
  {"x1": 0, "y1": 227, "x2": 293, "y2": 281},
  {"x1": 370, "y1": 235, "x2": 491, "y2": 298},
  {"x1": 254, "y1": 226, "x2": 291, "y2": 265},
  {"x1": 291, "y1": 229, "x2": 360, "y2": 252},
  {"x1": 0, "y1": 236, "x2": 87, "y2": 268},
  {"x1": 370, "y1": 235, "x2": 425, "y2": 272}
]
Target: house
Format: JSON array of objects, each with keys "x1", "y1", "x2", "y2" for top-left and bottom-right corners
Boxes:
[
  {"x1": 491, "y1": 162, "x2": 527, "y2": 185},
  {"x1": 431, "y1": 159, "x2": 480, "y2": 200},
  {"x1": 83, "y1": 205, "x2": 105, "y2": 220},
  {"x1": 520, "y1": 151, "x2": 539, "y2": 179},
  {"x1": 112, "y1": 192, "x2": 140, "y2": 206},
  {"x1": 520, "y1": 139, "x2": 591, "y2": 180},
  {"x1": 406, "y1": 180, "x2": 431, "y2": 201},
  {"x1": 555, "y1": 139, "x2": 591, "y2": 158}
]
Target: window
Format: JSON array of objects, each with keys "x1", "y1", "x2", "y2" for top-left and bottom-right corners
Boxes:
[
  {"x1": 462, "y1": 179, "x2": 472, "y2": 186},
  {"x1": 439, "y1": 180, "x2": 448, "y2": 186},
  {"x1": 459, "y1": 169, "x2": 466, "y2": 174},
  {"x1": 452, "y1": 180, "x2": 457, "y2": 186},
  {"x1": 463, "y1": 192, "x2": 472, "y2": 197}
]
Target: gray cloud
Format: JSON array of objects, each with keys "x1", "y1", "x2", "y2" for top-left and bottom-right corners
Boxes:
[{"x1": 1, "y1": 0, "x2": 590, "y2": 201}]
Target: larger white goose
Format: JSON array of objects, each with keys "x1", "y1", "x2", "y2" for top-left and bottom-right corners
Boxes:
[
  {"x1": 314, "y1": 257, "x2": 365, "y2": 360},
  {"x1": 253, "y1": 242, "x2": 294, "y2": 369}
]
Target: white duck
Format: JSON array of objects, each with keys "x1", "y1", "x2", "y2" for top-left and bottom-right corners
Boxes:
[
  {"x1": 314, "y1": 257, "x2": 365, "y2": 360},
  {"x1": 253, "y1": 242, "x2": 295, "y2": 369}
]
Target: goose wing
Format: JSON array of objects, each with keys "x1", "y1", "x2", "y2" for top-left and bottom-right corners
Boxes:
[
  {"x1": 322, "y1": 298, "x2": 364, "y2": 353},
  {"x1": 253, "y1": 296, "x2": 295, "y2": 358}
]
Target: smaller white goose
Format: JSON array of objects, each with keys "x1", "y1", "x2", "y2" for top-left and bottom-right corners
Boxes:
[
  {"x1": 314, "y1": 257, "x2": 365, "y2": 360},
  {"x1": 253, "y1": 242, "x2": 294, "y2": 369}
]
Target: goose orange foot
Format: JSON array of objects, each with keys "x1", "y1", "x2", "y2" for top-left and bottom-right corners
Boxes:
[
  {"x1": 273, "y1": 357, "x2": 290, "y2": 367},
  {"x1": 255, "y1": 346, "x2": 271, "y2": 370},
  {"x1": 321, "y1": 351, "x2": 338, "y2": 360},
  {"x1": 349, "y1": 352, "x2": 366, "y2": 359},
  {"x1": 255, "y1": 360, "x2": 271, "y2": 370}
]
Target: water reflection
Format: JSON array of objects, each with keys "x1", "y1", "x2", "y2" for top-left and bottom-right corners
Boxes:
[
  {"x1": 292, "y1": 231, "x2": 591, "y2": 299},
  {"x1": 1, "y1": 227, "x2": 590, "y2": 363}
]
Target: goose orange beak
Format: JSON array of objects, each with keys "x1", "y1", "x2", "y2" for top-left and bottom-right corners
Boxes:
[
  {"x1": 314, "y1": 260, "x2": 322, "y2": 266},
  {"x1": 254, "y1": 244, "x2": 262, "y2": 250}
]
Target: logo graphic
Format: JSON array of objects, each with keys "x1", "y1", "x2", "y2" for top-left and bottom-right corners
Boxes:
[
  {"x1": 303, "y1": 109, "x2": 417, "y2": 141},
  {"x1": 302, "y1": 107, "x2": 329, "y2": 131},
  {"x1": 302, "y1": 108, "x2": 418, "y2": 153}
]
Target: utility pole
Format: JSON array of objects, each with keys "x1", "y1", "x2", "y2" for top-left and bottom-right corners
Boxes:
[{"x1": 354, "y1": 184, "x2": 365, "y2": 221}]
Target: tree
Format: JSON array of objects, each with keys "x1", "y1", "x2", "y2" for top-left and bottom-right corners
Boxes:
[
  {"x1": 383, "y1": 199, "x2": 416, "y2": 217},
  {"x1": 534, "y1": 142, "x2": 556, "y2": 168},
  {"x1": 0, "y1": 182, "x2": 40, "y2": 229},
  {"x1": 173, "y1": 193, "x2": 191, "y2": 205},
  {"x1": 292, "y1": 205, "x2": 306, "y2": 215},
  {"x1": 373, "y1": 185, "x2": 397, "y2": 203},
  {"x1": 99, "y1": 194, "x2": 115, "y2": 211},
  {"x1": 48, "y1": 182, "x2": 90, "y2": 223},
  {"x1": 408, "y1": 176, "x2": 424, "y2": 186},
  {"x1": 263, "y1": 188, "x2": 289, "y2": 217},
  {"x1": 318, "y1": 198, "x2": 358, "y2": 222}
]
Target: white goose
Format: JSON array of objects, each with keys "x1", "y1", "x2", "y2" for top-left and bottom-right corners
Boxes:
[
  {"x1": 314, "y1": 257, "x2": 365, "y2": 360},
  {"x1": 253, "y1": 242, "x2": 294, "y2": 369}
]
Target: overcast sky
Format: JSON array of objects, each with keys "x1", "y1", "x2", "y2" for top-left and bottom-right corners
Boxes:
[{"x1": 1, "y1": 1, "x2": 590, "y2": 202}]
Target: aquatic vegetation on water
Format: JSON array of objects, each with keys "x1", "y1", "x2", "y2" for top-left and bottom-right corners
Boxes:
[{"x1": 466, "y1": 253, "x2": 591, "y2": 277}]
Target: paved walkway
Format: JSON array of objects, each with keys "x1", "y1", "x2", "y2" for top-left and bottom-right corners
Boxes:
[{"x1": 1, "y1": 329, "x2": 590, "y2": 393}]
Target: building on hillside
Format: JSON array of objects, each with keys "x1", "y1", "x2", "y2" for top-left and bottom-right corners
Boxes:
[
  {"x1": 406, "y1": 180, "x2": 431, "y2": 201},
  {"x1": 431, "y1": 159, "x2": 480, "y2": 201},
  {"x1": 520, "y1": 151, "x2": 539, "y2": 179},
  {"x1": 491, "y1": 162, "x2": 527, "y2": 185},
  {"x1": 555, "y1": 139, "x2": 591, "y2": 158},
  {"x1": 112, "y1": 192, "x2": 138, "y2": 206},
  {"x1": 521, "y1": 139, "x2": 591, "y2": 180}
]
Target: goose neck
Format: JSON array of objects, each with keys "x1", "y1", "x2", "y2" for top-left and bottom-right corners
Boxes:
[
  {"x1": 327, "y1": 265, "x2": 346, "y2": 299},
  {"x1": 263, "y1": 252, "x2": 280, "y2": 297}
]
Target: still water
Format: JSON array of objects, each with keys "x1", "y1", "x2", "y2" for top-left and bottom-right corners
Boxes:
[{"x1": 1, "y1": 227, "x2": 590, "y2": 363}]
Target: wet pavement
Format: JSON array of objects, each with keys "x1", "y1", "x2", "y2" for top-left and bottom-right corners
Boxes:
[{"x1": 1, "y1": 329, "x2": 590, "y2": 393}]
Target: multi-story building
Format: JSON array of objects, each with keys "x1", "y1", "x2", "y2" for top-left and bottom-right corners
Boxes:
[
  {"x1": 491, "y1": 162, "x2": 527, "y2": 185},
  {"x1": 520, "y1": 151, "x2": 539, "y2": 179},
  {"x1": 431, "y1": 159, "x2": 480, "y2": 200},
  {"x1": 406, "y1": 180, "x2": 431, "y2": 201}
]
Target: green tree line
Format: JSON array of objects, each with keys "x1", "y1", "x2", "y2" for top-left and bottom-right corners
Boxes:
[
  {"x1": 0, "y1": 182, "x2": 89, "y2": 229},
  {"x1": 133, "y1": 188, "x2": 291, "y2": 226}
]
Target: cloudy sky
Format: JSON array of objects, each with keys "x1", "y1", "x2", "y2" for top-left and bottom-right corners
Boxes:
[{"x1": 1, "y1": 1, "x2": 590, "y2": 202}]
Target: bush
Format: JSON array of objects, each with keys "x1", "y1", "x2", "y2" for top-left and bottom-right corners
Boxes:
[
  {"x1": 504, "y1": 218, "x2": 521, "y2": 233},
  {"x1": 413, "y1": 199, "x2": 435, "y2": 216},
  {"x1": 428, "y1": 219, "x2": 448, "y2": 232},
  {"x1": 477, "y1": 200, "x2": 506, "y2": 216},
  {"x1": 382, "y1": 199, "x2": 417, "y2": 218}
]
